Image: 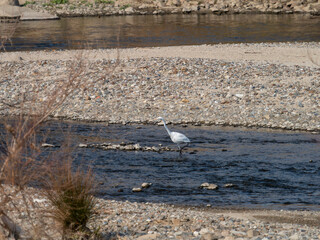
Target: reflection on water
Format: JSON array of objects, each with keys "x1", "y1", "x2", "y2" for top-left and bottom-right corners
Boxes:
[{"x1": 7, "y1": 14, "x2": 320, "y2": 51}]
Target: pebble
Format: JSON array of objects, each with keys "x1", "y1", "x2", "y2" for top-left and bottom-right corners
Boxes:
[
  {"x1": 41, "y1": 143, "x2": 57, "y2": 148},
  {"x1": 224, "y1": 183, "x2": 236, "y2": 188},
  {"x1": 132, "y1": 188, "x2": 142, "y2": 192},
  {"x1": 141, "y1": 183, "x2": 152, "y2": 188},
  {"x1": 200, "y1": 183, "x2": 219, "y2": 190}
]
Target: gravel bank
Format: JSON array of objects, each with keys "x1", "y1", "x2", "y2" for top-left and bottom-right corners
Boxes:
[
  {"x1": 3, "y1": 185, "x2": 320, "y2": 239},
  {"x1": 0, "y1": 42, "x2": 320, "y2": 132},
  {"x1": 94, "y1": 200, "x2": 320, "y2": 240},
  {"x1": 24, "y1": 0, "x2": 320, "y2": 17}
]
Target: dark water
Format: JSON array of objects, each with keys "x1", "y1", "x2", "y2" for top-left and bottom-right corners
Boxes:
[
  {"x1": 35, "y1": 121, "x2": 320, "y2": 210},
  {"x1": 5, "y1": 14, "x2": 320, "y2": 51}
]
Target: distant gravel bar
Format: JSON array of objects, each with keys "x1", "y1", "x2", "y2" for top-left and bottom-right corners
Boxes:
[{"x1": 0, "y1": 42, "x2": 320, "y2": 132}]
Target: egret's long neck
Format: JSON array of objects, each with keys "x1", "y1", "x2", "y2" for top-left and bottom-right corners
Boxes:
[{"x1": 162, "y1": 119, "x2": 171, "y2": 136}]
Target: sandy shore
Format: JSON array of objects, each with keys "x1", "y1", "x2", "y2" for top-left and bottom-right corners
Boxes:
[{"x1": 2, "y1": 42, "x2": 320, "y2": 67}]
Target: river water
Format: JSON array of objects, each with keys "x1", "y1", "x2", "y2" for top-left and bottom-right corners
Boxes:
[
  {"x1": 40, "y1": 121, "x2": 320, "y2": 210},
  {"x1": 6, "y1": 14, "x2": 320, "y2": 51}
]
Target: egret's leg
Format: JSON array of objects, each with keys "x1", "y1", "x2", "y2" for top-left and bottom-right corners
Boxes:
[
  {"x1": 181, "y1": 142, "x2": 189, "y2": 150},
  {"x1": 177, "y1": 144, "x2": 182, "y2": 155}
]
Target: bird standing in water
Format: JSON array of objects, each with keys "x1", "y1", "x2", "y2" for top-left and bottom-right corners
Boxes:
[{"x1": 157, "y1": 117, "x2": 190, "y2": 155}]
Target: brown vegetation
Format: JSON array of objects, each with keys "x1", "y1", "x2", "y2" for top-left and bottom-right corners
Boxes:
[
  {"x1": 44, "y1": 163, "x2": 97, "y2": 236},
  {"x1": 0, "y1": 20, "x2": 117, "y2": 239},
  {"x1": 0, "y1": 17, "x2": 20, "y2": 52}
]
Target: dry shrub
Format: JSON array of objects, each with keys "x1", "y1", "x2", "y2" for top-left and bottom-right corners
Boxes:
[
  {"x1": 0, "y1": 39, "x2": 117, "y2": 237},
  {"x1": 0, "y1": 52, "x2": 90, "y2": 189},
  {"x1": 0, "y1": 118, "x2": 45, "y2": 188},
  {"x1": 0, "y1": 17, "x2": 20, "y2": 51},
  {"x1": 44, "y1": 160, "x2": 97, "y2": 237},
  {"x1": 0, "y1": 64, "x2": 97, "y2": 237}
]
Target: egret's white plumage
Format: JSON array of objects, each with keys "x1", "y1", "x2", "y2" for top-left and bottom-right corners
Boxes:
[{"x1": 157, "y1": 117, "x2": 190, "y2": 154}]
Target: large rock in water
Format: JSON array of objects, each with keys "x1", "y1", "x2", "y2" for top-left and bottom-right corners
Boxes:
[{"x1": 0, "y1": 1, "x2": 59, "y2": 20}]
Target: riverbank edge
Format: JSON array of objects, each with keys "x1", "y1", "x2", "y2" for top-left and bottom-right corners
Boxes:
[
  {"x1": 43, "y1": 116, "x2": 320, "y2": 134},
  {"x1": 23, "y1": 0, "x2": 320, "y2": 18},
  {"x1": 2, "y1": 114, "x2": 319, "y2": 135}
]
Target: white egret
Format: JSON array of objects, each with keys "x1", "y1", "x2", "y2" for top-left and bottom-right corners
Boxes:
[{"x1": 157, "y1": 117, "x2": 190, "y2": 155}]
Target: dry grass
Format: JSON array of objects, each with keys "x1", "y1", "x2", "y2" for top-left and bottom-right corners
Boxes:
[
  {"x1": 0, "y1": 21, "x2": 118, "y2": 238},
  {"x1": 0, "y1": 51, "x2": 90, "y2": 189},
  {"x1": 0, "y1": 17, "x2": 20, "y2": 51},
  {"x1": 0, "y1": 58, "x2": 100, "y2": 238}
]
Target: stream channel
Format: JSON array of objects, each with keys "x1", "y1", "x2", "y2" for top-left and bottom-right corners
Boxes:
[
  {"x1": 7, "y1": 14, "x2": 320, "y2": 51},
  {"x1": 39, "y1": 121, "x2": 320, "y2": 210}
]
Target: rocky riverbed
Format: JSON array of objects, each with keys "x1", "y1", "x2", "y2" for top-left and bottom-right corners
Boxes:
[
  {"x1": 2, "y1": 185, "x2": 320, "y2": 239},
  {"x1": 94, "y1": 200, "x2": 320, "y2": 239},
  {"x1": 0, "y1": 42, "x2": 319, "y2": 132}
]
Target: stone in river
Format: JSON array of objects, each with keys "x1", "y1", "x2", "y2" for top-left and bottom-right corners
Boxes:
[
  {"x1": 132, "y1": 187, "x2": 142, "y2": 192},
  {"x1": 141, "y1": 182, "x2": 152, "y2": 188}
]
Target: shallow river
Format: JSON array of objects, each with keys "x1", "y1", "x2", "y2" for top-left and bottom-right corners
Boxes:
[
  {"x1": 6, "y1": 14, "x2": 320, "y2": 51},
  {"x1": 40, "y1": 121, "x2": 320, "y2": 210}
]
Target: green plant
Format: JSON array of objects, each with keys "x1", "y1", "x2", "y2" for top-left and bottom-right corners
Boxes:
[
  {"x1": 22, "y1": 1, "x2": 36, "y2": 6},
  {"x1": 50, "y1": 0, "x2": 68, "y2": 4},
  {"x1": 95, "y1": 0, "x2": 114, "y2": 4},
  {"x1": 42, "y1": 3, "x2": 52, "y2": 7},
  {"x1": 120, "y1": 4, "x2": 130, "y2": 9}
]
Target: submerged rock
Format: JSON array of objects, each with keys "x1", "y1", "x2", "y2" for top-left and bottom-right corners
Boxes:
[{"x1": 223, "y1": 183, "x2": 236, "y2": 188}]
